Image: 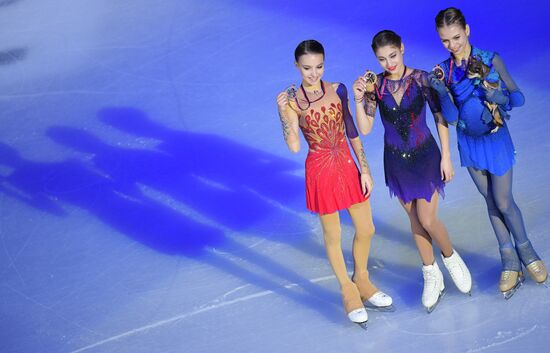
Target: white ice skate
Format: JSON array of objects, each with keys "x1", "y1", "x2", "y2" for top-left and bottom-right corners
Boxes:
[
  {"x1": 347, "y1": 308, "x2": 369, "y2": 330},
  {"x1": 422, "y1": 261, "x2": 446, "y2": 313},
  {"x1": 441, "y1": 249, "x2": 472, "y2": 295},
  {"x1": 342, "y1": 282, "x2": 368, "y2": 330},
  {"x1": 364, "y1": 291, "x2": 395, "y2": 312},
  {"x1": 352, "y1": 272, "x2": 395, "y2": 312}
]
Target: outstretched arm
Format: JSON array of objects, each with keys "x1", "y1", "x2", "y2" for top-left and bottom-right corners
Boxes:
[{"x1": 276, "y1": 92, "x2": 300, "y2": 153}]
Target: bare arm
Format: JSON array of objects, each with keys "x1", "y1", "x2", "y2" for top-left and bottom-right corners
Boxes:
[
  {"x1": 276, "y1": 92, "x2": 300, "y2": 153},
  {"x1": 349, "y1": 133, "x2": 373, "y2": 196},
  {"x1": 349, "y1": 136, "x2": 371, "y2": 175}
]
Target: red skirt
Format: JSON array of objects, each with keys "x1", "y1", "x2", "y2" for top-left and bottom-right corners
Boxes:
[{"x1": 305, "y1": 144, "x2": 368, "y2": 215}]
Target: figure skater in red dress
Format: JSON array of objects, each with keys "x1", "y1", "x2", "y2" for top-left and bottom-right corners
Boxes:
[{"x1": 276, "y1": 40, "x2": 392, "y2": 328}]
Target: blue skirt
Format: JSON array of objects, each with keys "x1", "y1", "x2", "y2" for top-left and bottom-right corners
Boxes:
[{"x1": 457, "y1": 123, "x2": 515, "y2": 176}]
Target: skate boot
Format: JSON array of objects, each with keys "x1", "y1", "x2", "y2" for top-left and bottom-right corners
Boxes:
[
  {"x1": 499, "y1": 246, "x2": 524, "y2": 299},
  {"x1": 525, "y1": 261, "x2": 548, "y2": 286},
  {"x1": 341, "y1": 282, "x2": 368, "y2": 329},
  {"x1": 516, "y1": 241, "x2": 548, "y2": 287},
  {"x1": 422, "y1": 261, "x2": 445, "y2": 313},
  {"x1": 499, "y1": 270, "x2": 524, "y2": 299},
  {"x1": 441, "y1": 249, "x2": 472, "y2": 295},
  {"x1": 353, "y1": 272, "x2": 394, "y2": 312},
  {"x1": 366, "y1": 292, "x2": 394, "y2": 312}
]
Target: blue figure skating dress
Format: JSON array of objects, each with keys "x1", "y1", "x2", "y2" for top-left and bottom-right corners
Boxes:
[{"x1": 436, "y1": 47, "x2": 519, "y2": 176}]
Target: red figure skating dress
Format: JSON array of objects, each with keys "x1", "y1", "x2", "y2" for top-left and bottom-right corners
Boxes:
[{"x1": 294, "y1": 82, "x2": 366, "y2": 215}]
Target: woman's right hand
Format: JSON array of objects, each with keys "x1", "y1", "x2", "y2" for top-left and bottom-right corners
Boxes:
[
  {"x1": 361, "y1": 172, "x2": 374, "y2": 198},
  {"x1": 353, "y1": 73, "x2": 375, "y2": 101},
  {"x1": 276, "y1": 91, "x2": 289, "y2": 112}
]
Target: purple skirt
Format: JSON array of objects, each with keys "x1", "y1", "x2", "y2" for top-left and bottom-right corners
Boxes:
[{"x1": 383, "y1": 135, "x2": 445, "y2": 203}]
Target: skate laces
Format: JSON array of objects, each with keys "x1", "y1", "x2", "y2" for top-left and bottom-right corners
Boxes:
[
  {"x1": 443, "y1": 253, "x2": 464, "y2": 278},
  {"x1": 446, "y1": 261, "x2": 463, "y2": 280},
  {"x1": 527, "y1": 261, "x2": 543, "y2": 274},
  {"x1": 423, "y1": 269, "x2": 437, "y2": 289},
  {"x1": 501, "y1": 270, "x2": 513, "y2": 281}
]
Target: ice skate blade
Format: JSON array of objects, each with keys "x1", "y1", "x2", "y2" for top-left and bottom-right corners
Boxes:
[
  {"x1": 459, "y1": 286, "x2": 473, "y2": 296},
  {"x1": 502, "y1": 287, "x2": 518, "y2": 300},
  {"x1": 365, "y1": 303, "x2": 395, "y2": 312},
  {"x1": 501, "y1": 276, "x2": 524, "y2": 300},
  {"x1": 354, "y1": 321, "x2": 368, "y2": 330},
  {"x1": 425, "y1": 288, "x2": 446, "y2": 314},
  {"x1": 536, "y1": 276, "x2": 549, "y2": 288}
]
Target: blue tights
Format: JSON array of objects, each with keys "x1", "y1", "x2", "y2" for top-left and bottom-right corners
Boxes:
[{"x1": 468, "y1": 167, "x2": 540, "y2": 271}]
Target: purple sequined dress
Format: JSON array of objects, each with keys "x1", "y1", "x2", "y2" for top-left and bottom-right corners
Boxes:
[{"x1": 366, "y1": 69, "x2": 445, "y2": 203}]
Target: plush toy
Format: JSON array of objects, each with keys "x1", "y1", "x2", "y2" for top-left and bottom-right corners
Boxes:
[{"x1": 466, "y1": 56, "x2": 508, "y2": 128}]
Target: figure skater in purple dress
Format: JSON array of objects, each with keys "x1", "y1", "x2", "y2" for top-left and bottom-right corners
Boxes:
[{"x1": 353, "y1": 30, "x2": 472, "y2": 312}]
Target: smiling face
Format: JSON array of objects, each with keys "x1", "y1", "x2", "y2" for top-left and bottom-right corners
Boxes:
[
  {"x1": 295, "y1": 53, "x2": 324, "y2": 87},
  {"x1": 374, "y1": 44, "x2": 405, "y2": 75},
  {"x1": 437, "y1": 23, "x2": 471, "y2": 59}
]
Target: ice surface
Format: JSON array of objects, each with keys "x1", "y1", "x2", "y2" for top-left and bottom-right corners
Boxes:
[{"x1": 1, "y1": 1, "x2": 549, "y2": 352}]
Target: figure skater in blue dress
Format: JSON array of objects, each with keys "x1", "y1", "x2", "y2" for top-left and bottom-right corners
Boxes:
[{"x1": 431, "y1": 7, "x2": 548, "y2": 299}]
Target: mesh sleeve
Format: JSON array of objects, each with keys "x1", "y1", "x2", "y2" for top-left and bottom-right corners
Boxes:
[
  {"x1": 335, "y1": 83, "x2": 359, "y2": 139},
  {"x1": 492, "y1": 54, "x2": 525, "y2": 107},
  {"x1": 492, "y1": 54, "x2": 519, "y2": 91},
  {"x1": 364, "y1": 91, "x2": 377, "y2": 117},
  {"x1": 418, "y1": 71, "x2": 442, "y2": 114}
]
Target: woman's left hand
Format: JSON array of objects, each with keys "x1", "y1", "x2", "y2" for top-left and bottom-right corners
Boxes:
[
  {"x1": 440, "y1": 156, "x2": 454, "y2": 183},
  {"x1": 482, "y1": 85, "x2": 509, "y2": 105},
  {"x1": 361, "y1": 173, "x2": 373, "y2": 198},
  {"x1": 428, "y1": 72, "x2": 448, "y2": 97}
]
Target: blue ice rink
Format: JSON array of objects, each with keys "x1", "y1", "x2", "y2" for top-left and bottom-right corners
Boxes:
[{"x1": 1, "y1": 1, "x2": 549, "y2": 352}]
